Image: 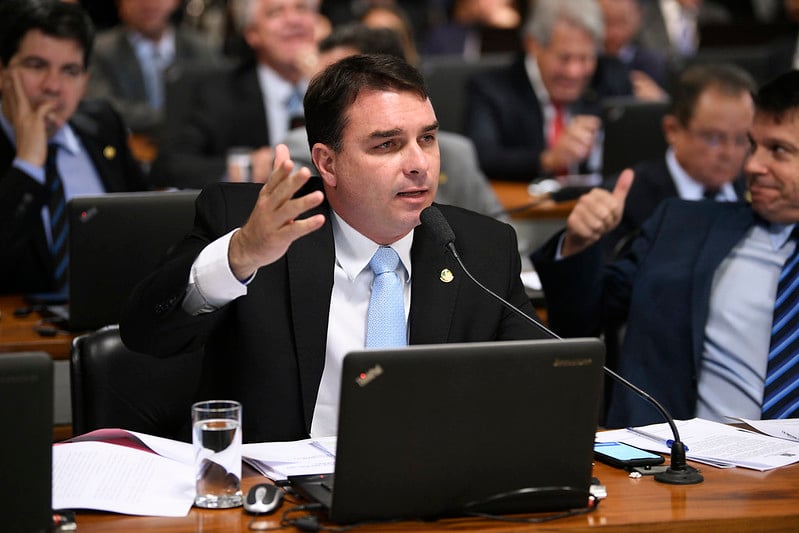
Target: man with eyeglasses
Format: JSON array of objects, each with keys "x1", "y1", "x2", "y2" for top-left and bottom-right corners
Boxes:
[
  {"x1": 602, "y1": 63, "x2": 756, "y2": 258},
  {"x1": 0, "y1": 0, "x2": 147, "y2": 295},
  {"x1": 531, "y1": 69, "x2": 799, "y2": 428}
]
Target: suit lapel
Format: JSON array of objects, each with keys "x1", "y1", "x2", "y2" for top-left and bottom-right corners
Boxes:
[
  {"x1": 408, "y1": 216, "x2": 461, "y2": 344},
  {"x1": 287, "y1": 208, "x2": 335, "y2": 430},
  {"x1": 68, "y1": 108, "x2": 126, "y2": 192},
  {"x1": 689, "y1": 205, "x2": 757, "y2": 363}
]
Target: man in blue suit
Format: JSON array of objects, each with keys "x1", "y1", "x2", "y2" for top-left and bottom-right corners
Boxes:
[{"x1": 532, "y1": 69, "x2": 799, "y2": 428}]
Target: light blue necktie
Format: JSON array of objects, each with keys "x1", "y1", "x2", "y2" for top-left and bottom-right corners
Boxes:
[{"x1": 365, "y1": 247, "x2": 406, "y2": 348}]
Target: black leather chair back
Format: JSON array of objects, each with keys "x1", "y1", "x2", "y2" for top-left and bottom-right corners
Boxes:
[{"x1": 70, "y1": 325, "x2": 203, "y2": 441}]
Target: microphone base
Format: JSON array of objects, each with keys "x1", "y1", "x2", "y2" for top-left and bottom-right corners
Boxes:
[{"x1": 654, "y1": 465, "x2": 704, "y2": 485}]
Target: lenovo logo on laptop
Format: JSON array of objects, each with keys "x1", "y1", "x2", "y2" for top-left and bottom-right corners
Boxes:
[{"x1": 355, "y1": 364, "x2": 383, "y2": 387}]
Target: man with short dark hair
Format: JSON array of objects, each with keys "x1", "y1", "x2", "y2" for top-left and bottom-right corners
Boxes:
[
  {"x1": 605, "y1": 62, "x2": 756, "y2": 257},
  {"x1": 532, "y1": 69, "x2": 799, "y2": 428},
  {"x1": 0, "y1": 0, "x2": 147, "y2": 294},
  {"x1": 121, "y1": 54, "x2": 547, "y2": 443}
]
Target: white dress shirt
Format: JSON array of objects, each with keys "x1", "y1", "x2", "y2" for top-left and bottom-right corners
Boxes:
[{"x1": 182, "y1": 210, "x2": 414, "y2": 437}]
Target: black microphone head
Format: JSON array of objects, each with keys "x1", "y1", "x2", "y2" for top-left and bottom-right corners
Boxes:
[{"x1": 420, "y1": 206, "x2": 456, "y2": 248}]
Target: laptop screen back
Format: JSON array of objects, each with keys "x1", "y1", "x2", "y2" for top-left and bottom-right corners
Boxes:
[
  {"x1": 0, "y1": 352, "x2": 53, "y2": 533},
  {"x1": 67, "y1": 191, "x2": 198, "y2": 331},
  {"x1": 326, "y1": 338, "x2": 605, "y2": 523}
]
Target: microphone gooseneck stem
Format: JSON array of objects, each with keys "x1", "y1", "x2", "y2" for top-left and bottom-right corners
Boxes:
[{"x1": 422, "y1": 205, "x2": 703, "y2": 485}]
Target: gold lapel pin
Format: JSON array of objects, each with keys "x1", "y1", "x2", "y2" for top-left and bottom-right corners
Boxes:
[
  {"x1": 440, "y1": 268, "x2": 454, "y2": 283},
  {"x1": 103, "y1": 145, "x2": 116, "y2": 160}
]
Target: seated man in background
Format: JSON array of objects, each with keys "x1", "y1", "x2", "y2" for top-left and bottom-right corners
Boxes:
[
  {"x1": 0, "y1": 0, "x2": 147, "y2": 295},
  {"x1": 532, "y1": 69, "x2": 799, "y2": 428},
  {"x1": 150, "y1": 0, "x2": 318, "y2": 188},
  {"x1": 598, "y1": 0, "x2": 669, "y2": 101},
  {"x1": 121, "y1": 54, "x2": 548, "y2": 443},
  {"x1": 281, "y1": 23, "x2": 504, "y2": 218},
  {"x1": 87, "y1": 0, "x2": 221, "y2": 137},
  {"x1": 464, "y1": 0, "x2": 604, "y2": 182},
  {"x1": 604, "y1": 62, "x2": 755, "y2": 258}
]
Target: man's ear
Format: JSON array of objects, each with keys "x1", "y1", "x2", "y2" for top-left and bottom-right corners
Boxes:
[
  {"x1": 662, "y1": 114, "x2": 679, "y2": 145},
  {"x1": 312, "y1": 143, "x2": 336, "y2": 186}
]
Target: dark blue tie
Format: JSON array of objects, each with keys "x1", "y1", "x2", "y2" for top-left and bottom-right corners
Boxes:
[
  {"x1": 762, "y1": 230, "x2": 799, "y2": 419},
  {"x1": 365, "y1": 247, "x2": 406, "y2": 348},
  {"x1": 46, "y1": 143, "x2": 68, "y2": 291}
]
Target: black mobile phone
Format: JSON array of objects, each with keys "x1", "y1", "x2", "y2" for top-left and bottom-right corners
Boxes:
[{"x1": 593, "y1": 441, "x2": 665, "y2": 469}]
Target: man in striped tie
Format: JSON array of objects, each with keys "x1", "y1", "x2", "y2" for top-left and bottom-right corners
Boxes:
[
  {"x1": 0, "y1": 0, "x2": 147, "y2": 295},
  {"x1": 532, "y1": 68, "x2": 799, "y2": 427}
]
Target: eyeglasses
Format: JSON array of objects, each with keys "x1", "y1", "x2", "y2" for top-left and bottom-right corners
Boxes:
[{"x1": 685, "y1": 128, "x2": 751, "y2": 149}]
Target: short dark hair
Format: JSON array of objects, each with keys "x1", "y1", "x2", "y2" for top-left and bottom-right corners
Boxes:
[
  {"x1": 670, "y1": 63, "x2": 756, "y2": 126},
  {"x1": 304, "y1": 54, "x2": 428, "y2": 152},
  {"x1": 319, "y1": 24, "x2": 406, "y2": 62},
  {"x1": 754, "y1": 70, "x2": 799, "y2": 124},
  {"x1": 0, "y1": 0, "x2": 95, "y2": 68}
]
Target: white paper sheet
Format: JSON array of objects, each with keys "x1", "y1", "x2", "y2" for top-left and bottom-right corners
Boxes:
[
  {"x1": 597, "y1": 418, "x2": 799, "y2": 471},
  {"x1": 53, "y1": 441, "x2": 195, "y2": 516}
]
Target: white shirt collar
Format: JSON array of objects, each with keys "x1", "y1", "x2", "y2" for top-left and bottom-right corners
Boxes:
[
  {"x1": 665, "y1": 148, "x2": 736, "y2": 201},
  {"x1": 330, "y1": 210, "x2": 413, "y2": 284}
]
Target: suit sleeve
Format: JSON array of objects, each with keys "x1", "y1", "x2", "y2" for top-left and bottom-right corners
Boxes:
[
  {"x1": 120, "y1": 184, "x2": 239, "y2": 356},
  {"x1": 464, "y1": 74, "x2": 545, "y2": 182}
]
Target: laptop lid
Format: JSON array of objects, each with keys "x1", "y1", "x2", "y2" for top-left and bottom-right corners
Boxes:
[
  {"x1": 296, "y1": 337, "x2": 604, "y2": 524},
  {"x1": 66, "y1": 190, "x2": 198, "y2": 331},
  {"x1": 601, "y1": 98, "x2": 669, "y2": 177},
  {"x1": 0, "y1": 352, "x2": 53, "y2": 533}
]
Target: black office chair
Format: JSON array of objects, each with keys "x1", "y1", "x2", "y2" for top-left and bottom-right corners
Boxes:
[
  {"x1": 421, "y1": 53, "x2": 514, "y2": 135},
  {"x1": 70, "y1": 324, "x2": 203, "y2": 441}
]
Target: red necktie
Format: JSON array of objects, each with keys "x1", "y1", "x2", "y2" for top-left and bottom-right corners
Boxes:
[{"x1": 549, "y1": 104, "x2": 565, "y2": 148}]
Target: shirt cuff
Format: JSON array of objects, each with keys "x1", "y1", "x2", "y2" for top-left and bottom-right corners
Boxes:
[
  {"x1": 182, "y1": 229, "x2": 252, "y2": 314},
  {"x1": 14, "y1": 158, "x2": 45, "y2": 183}
]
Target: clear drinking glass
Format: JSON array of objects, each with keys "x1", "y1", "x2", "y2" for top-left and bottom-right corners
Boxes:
[{"x1": 192, "y1": 400, "x2": 243, "y2": 508}]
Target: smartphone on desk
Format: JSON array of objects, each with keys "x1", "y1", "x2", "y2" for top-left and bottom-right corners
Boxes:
[{"x1": 594, "y1": 441, "x2": 665, "y2": 469}]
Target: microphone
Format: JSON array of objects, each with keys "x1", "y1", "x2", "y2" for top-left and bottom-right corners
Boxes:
[{"x1": 420, "y1": 206, "x2": 703, "y2": 485}]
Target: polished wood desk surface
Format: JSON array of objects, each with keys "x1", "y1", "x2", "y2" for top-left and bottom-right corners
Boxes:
[
  {"x1": 74, "y1": 460, "x2": 799, "y2": 532},
  {"x1": 0, "y1": 294, "x2": 76, "y2": 361},
  {"x1": 490, "y1": 180, "x2": 576, "y2": 220}
]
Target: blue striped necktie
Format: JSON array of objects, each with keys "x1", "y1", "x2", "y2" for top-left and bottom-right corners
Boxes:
[
  {"x1": 365, "y1": 246, "x2": 406, "y2": 348},
  {"x1": 46, "y1": 143, "x2": 68, "y2": 291},
  {"x1": 762, "y1": 229, "x2": 799, "y2": 419}
]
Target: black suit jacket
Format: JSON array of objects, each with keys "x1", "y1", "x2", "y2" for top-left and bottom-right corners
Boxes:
[
  {"x1": 0, "y1": 99, "x2": 148, "y2": 294},
  {"x1": 604, "y1": 156, "x2": 747, "y2": 259},
  {"x1": 150, "y1": 61, "x2": 270, "y2": 189},
  {"x1": 464, "y1": 56, "x2": 603, "y2": 182},
  {"x1": 120, "y1": 181, "x2": 547, "y2": 442}
]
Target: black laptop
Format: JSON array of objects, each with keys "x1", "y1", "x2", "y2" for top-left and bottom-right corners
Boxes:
[
  {"x1": 61, "y1": 190, "x2": 198, "y2": 331},
  {"x1": 0, "y1": 352, "x2": 53, "y2": 533},
  {"x1": 601, "y1": 97, "x2": 669, "y2": 177},
  {"x1": 290, "y1": 338, "x2": 605, "y2": 524}
]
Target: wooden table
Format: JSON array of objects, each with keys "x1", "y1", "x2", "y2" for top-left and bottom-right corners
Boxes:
[
  {"x1": 0, "y1": 294, "x2": 76, "y2": 361},
  {"x1": 490, "y1": 180, "x2": 576, "y2": 220},
  {"x1": 72, "y1": 460, "x2": 799, "y2": 531},
  {"x1": 1, "y1": 294, "x2": 79, "y2": 440}
]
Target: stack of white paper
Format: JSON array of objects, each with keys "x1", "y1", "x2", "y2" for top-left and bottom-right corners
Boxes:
[
  {"x1": 242, "y1": 437, "x2": 336, "y2": 480},
  {"x1": 597, "y1": 418, "x2": 799, "y2": 471}
]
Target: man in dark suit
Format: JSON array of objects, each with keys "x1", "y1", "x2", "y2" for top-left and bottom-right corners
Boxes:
[
  {"x1": 0, "y1": 0, "x2": 147, "y2": 295},
  {"x1": 150, "y1": 0, "x2": 318, "y2": 188},
  {"x1": 532, "y1": 70, "x2": 799, "y2": 428},
  {"x1": 604, "y1": 62, "x2": 755, "y2": 258},
  {"x1": 121, "y1": 54, "x2": 547, "y2": 443},
  {"x1": 464, "y1": 0, "x2": 604, "y2": 182},
  {"x1": 87, "y1": 0, "x2": 221, "y2": 136}
]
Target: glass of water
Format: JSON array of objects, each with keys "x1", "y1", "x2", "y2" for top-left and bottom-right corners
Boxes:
[{"x1": 192, "y1": 400, "x2": 243, "y2": 508}]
